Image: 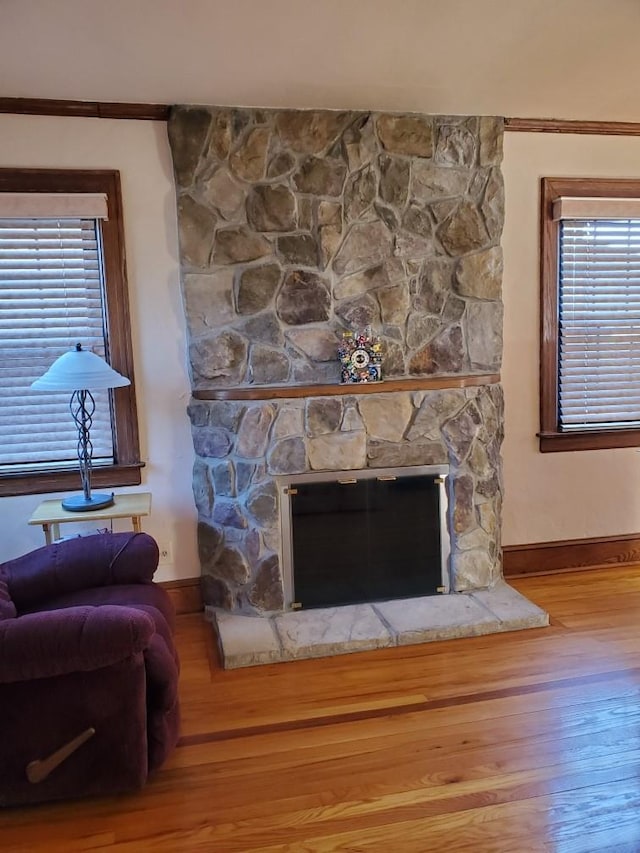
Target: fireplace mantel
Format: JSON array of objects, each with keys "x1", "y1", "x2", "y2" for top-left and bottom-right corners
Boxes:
[{"x1": 192, "y1": 373, "x2": 500, "y2": 401}]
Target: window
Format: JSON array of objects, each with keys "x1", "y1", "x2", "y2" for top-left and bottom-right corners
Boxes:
[
  {"x1": 540, "y1": 177, "x2": 640, "y2": 452},
  {"x1": 0, "y1": 169, "x2": 142, "y2": 495}
]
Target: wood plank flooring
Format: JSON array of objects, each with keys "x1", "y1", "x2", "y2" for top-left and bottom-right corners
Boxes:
[{"x1": 3, "y1": 566, "x2": 640, "y2": 851}]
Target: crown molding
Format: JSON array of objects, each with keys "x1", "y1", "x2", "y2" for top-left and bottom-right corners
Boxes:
[
  {"x1": 505, "y1": 117, "x2": 640, "y2": 136},
  {"x1": 0, "y1": 97, "x2": 169, "y2": 121}
]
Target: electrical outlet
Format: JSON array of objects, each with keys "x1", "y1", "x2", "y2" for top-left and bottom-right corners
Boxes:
[{"x1": 158, "y1": 541, "x2": 173, "y2": 565}]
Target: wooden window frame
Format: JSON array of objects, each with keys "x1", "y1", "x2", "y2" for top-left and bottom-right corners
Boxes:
[
  {"x1": 540, "y1": 176, "x2": 640, "y2": 452},
  {"x1": 0, "y1": 168, "x2": 142, "y2": 495}
]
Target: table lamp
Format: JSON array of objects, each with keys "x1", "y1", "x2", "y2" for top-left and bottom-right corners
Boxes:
[{"x1": 31, "y1": 343, "x2": 131, "y2": 511}]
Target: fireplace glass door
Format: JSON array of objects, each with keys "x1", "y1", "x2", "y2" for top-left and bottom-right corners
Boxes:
[{"x1": 287, "y1": 470, "x2": 447, "y2": 609}]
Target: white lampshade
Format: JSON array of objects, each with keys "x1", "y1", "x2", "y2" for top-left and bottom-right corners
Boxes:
[{"x1": 31, "y1": 344, "x2": 130, "y2": 392}]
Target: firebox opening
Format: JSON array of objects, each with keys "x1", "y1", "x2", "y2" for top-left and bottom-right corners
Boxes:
[{"x1": 279, "y1": 465, "x2": 450, "y2": 610}]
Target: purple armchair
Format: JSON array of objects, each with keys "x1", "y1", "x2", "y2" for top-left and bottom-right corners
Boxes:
[{"x1": 0, "y1": 532, "x2": 180, "y2": 807}]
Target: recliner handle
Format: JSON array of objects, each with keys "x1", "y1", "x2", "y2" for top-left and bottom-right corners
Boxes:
[{"x1": 26, "y1": 727, "x2": 96, "y2": 783}]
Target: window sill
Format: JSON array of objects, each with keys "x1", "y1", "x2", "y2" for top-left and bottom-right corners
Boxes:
[
  {"x1": 539, "y1": 430, "x2": 640, "y2": 452},
  {"x1": 0, "y1": 462, "x2": 144, "y2": 498}
]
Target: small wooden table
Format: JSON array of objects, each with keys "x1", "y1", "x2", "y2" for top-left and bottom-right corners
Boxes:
[{"x1": 28, "y1": 493, "x2": 152, "y2": 545}]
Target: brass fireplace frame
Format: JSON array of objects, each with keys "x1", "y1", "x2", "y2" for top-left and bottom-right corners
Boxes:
[{"x1": 277, "y1": 464, "x2": 451, "y2": 611}]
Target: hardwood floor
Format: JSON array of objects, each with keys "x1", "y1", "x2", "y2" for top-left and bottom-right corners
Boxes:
[{"x1": 3, "y1": 567, "x2": 640, "y2": 851}]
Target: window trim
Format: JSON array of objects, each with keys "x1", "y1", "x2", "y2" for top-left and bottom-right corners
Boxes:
[
  {"x1": 0, "y1": 168, "x2": 143, "y2": 495},
  {"x1": 540, "y1": 176, "x2": 640, "y2": 452}
]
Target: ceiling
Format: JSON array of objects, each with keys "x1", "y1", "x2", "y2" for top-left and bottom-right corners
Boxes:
[{"x1": 2, "y1": 0, "x2": 640, "y2": 121}]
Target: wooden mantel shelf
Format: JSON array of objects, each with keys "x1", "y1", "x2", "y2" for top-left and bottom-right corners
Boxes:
[{"x1": 192, "y1": 373, "x2": 500, "y2": 402}]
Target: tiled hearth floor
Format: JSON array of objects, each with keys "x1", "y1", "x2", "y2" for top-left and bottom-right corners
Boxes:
[{"x1": 210, "y1": 581, "x2": 549, "y2": 668}]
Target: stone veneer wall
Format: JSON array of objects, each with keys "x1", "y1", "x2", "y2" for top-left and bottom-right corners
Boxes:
[
  {"x1": 167, "y1": 106, "x2": 505, "y2": 614},
  {"x1": 189, "y1": 384, "x2": 503, "y2": 612}
]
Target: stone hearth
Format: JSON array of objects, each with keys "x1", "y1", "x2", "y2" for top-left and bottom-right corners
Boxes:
[{"x1": 213, "y1": 584, "x2": 548, "y2": 668}]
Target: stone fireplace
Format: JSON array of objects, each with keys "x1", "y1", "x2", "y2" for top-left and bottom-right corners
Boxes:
[{"x1": 167, "y1": 105, "x2": 548, "y2": 666}]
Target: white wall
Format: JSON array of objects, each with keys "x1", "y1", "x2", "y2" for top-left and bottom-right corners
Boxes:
[
  {"x1": 0, "y1": 114, "x2": 198, "y2": 581},
  {"x1": 2, "y1": 2, "x2": 639, "y2": 122},
  {"x1": 502, "y1": 131, "x2": 640, "y2": 546}
]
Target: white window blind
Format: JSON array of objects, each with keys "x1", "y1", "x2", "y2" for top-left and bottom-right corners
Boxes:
[
  {"x1": 559, "y1": 218, "x2": 640, "y2": 430},
  {"x1": 0, "y1": 217, "x2": 114, "y2": 470}
]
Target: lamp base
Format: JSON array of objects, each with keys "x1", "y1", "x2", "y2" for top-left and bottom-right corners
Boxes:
[{"x1": 62, "y1": 493, "x2": 115, "y2": 512}]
